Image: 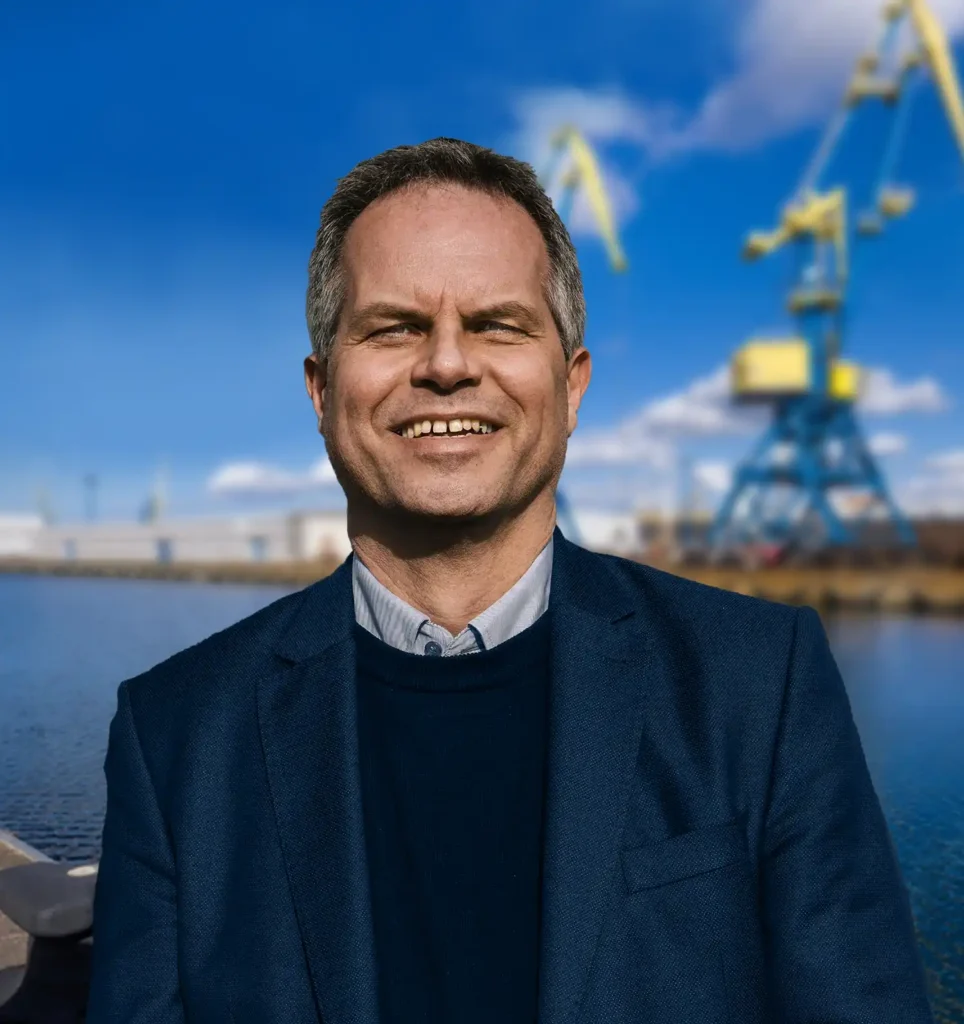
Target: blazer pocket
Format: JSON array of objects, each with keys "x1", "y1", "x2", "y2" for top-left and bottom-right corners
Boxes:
[{"x1": 621, "y1": 820, "x2": 746, "y2": 892}]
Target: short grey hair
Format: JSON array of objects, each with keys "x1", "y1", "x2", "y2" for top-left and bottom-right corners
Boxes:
[{"x1": 306, "y1": 137, "x2": 585, "y2": 362}]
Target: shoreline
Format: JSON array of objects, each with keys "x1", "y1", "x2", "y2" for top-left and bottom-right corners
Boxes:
[
  {"x1": 0, "y1": 556, "x2": 342, "y2": 587},
  {"x1": 2, "y1": 556, "x2": 964, "y2": 616}
]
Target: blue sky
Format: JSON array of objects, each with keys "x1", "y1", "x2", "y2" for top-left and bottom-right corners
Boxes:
[{"x1": 2, "y1": 0, "x2": 963, "y2": 522}]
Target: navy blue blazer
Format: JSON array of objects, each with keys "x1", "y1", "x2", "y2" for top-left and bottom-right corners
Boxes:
[{"x1": 87, "y1": 529, "x2": 934, "y2": 1023}]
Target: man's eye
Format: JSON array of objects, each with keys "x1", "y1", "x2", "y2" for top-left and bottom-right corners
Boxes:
[
  {"x1": 373, "y1": 323, "x2": 417, "y2": 337},
  {"x1": 476, "y1": 321, "x2": 519, "y2": 333}
]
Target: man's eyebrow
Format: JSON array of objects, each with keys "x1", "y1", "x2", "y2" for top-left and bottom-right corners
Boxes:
[
  {"x1": 345, "y1": 303, "x2": 431, "y2": 333},
  {"x1": 465, "y1": 301, "x2": 543, "y2": 328},
  {"x1": 345, "y1": 299, "x2": 544, "y2": 334}
]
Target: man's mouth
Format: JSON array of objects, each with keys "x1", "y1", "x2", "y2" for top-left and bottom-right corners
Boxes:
[{"x1": 392, "y1": 418, "x2": 500, "y2": 439}]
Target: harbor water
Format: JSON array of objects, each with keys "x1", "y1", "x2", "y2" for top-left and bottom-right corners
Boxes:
[{"x1": 1, "y1": 573, "x2": 962, "y2": 1019}]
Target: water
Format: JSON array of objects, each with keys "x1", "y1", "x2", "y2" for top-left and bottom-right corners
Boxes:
[
  {"x1": 825, "y1": 615, "x2": 964, "y2": 1021},
  {"x1": 0, "y1": 575, "x2": 297, "y2": 862},
  {"x1": 1, "y1": 575, "x2": 962, "y2": 1019}
]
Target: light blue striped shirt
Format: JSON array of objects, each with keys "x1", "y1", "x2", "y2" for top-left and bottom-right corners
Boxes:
[{"x1": 352, "y1": 538, "x2": 553, "y2": 656}]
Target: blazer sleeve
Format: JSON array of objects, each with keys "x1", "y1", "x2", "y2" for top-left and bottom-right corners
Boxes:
[
  {"x1": 760, "y1": 605, "x2": 934, "y2": 1023},
  {"x1": 86, "y1": 681, "x2": 186, "y2": 1023}
]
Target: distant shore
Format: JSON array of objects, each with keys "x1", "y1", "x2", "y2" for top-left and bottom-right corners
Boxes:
[
  {"x1": 3, "y1": 556, "x2": 964, "y2": 616},
  {"x1": 0, "y1": 556, "x2": 343, "y2": 587}
]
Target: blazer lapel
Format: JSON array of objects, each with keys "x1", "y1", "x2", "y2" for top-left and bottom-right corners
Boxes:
[
  {"x1": 538, "y1": 531, "x2": 657, "y2": 1024},
  {"x1": 257, "y1": 555, "x2": 380, "y2": 1024}
]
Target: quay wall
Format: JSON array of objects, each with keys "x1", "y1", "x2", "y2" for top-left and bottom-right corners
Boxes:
[
  {"x1": 2, "y1": 556, "x2": 964, "y2": 615},
  {"x1": 0, "y1": 832, "x2": 50, "y2": 972}
]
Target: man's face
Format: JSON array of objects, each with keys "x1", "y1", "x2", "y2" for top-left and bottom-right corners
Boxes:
[{"x1": 305, "y1": 184, "x2": 590, "y2": 527}]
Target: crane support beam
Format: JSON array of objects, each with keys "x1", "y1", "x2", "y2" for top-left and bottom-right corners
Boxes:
[
  {"x1": 904, "y1": 0, "x2": 964, "y2": 162},
  {"x1": 545, "y1": 127, "x2": 628, "y2": 272},
  {"x1": 743, "y1": 189, "x2": 848, "y2": 284}
]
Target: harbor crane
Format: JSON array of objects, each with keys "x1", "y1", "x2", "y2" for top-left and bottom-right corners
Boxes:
[
  {"x1": 709, "y1": 0, "x2": 964, "y2": 561},
  {"x1": 539, "y1": 125, "x2": 629, "y2": 544}
]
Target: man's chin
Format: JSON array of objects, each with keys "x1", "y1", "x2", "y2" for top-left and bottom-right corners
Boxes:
[{"x1": 390, "y1": 499, "x2": 499, "y2": 525}]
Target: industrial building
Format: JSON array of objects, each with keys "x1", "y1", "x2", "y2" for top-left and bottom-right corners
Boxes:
[
  {"x1": 0, "y1": 510, "x2": 352, "y2": 565},
  {"x1": 0, "y1": 507, "x2": 643, "y2": 567}
]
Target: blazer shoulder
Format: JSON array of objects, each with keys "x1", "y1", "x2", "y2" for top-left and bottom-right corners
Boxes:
[
  {"x1": 596, "y1": 549, "x2": 799, "y2": 636},
  {"x1": 120, "y1": 582, "x2": 313, "y2": 711},
  {"x1": 591, "y1": 552, "x2": 801, "y2": 721}
]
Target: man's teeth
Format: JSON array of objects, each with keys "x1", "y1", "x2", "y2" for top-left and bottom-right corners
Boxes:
[{"x1": 398, "y1": 419, "x2": 496, "y2": 439}]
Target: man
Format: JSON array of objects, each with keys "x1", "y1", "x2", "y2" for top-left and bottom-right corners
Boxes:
[{"x1": 87, "y1": 138, "x2": 934, "y2": 1024}]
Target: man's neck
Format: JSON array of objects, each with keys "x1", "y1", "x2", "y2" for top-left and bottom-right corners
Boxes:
[{"x1": 348, "y1": 503, "x2": 556, "y2": 636}]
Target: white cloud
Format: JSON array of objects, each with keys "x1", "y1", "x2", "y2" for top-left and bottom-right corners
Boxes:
[
  {"x1": 563, "y1": 360, "x2": 951, "y2": 519},
  {"x1": 562, "y1": 365, "x2": 763, "y2": 511},
  {"x1": 508, "y1": 88, "x2": 655, "y2": 242},
  {"x1": 506, "y1": 0, "x2": 964, "y2": 265},
  {"x1": 559, "y1": 472, "x2": 672, "y2": 514},
  {"x1": 693, "y1": 460, "x2": 733, "y2": 495},
  {"x1": 867, "y1": 431, "x2": 909, "y2": 456},
  {"x1": 565, "y1": 430, "x2": 674, "y2": 469},
  {"x1": 509, "y1": 2, "x2": 964, "y2": 249},
  {"x1": 679, "y1": 0, "x2": 964, "y2": 157},
  {"x1": 565, "y1": 364, "x2": 764, "y2": 472},
  {"x1": 512, "y1": 0, "x2": 964, "y2": 175},
  {"x1": 623, "y1": 365, "x2": 766, "y2": 438},
  {"x1": 902, "y1": 487, "x2": 964, "y2": 515},
  {"x1": 898, "y1": 447, "x2": 964, "y2": 514},
  {"x1": 858, "y1": 367, "x2": 951, "y2": 415},
  {"x1": 511, "y1": 88, "x2": 656, "y2": 160},
  {"x1": 652, "y1": 0, "x2": 964, "y2": 157},
  {"x1": 925, "y1": 448, "x2": 964, "y2": 471},
  {"x1": 207, "y1": 457, "x2": 337, "y2": 497}
]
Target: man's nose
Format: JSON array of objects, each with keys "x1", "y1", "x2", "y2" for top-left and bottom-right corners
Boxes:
[{"x1": 414, "y1": 323, "x2": 480, "y2": 389}]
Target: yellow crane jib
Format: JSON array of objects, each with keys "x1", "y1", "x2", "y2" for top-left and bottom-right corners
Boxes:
[
  {"x1": 742, "y1": 188, "x2": 848, "y2": 273},
  {"x1": 743, "y1": 189, "x2": 849, "y2": 314},
  {"x1": 848, "y1": 0, "x2": 964, "y2": 236},
  {"x1": 905, "y1": 0, "x2": 964, "y2": 161},
  {"x1": 546, "y1": 126, "x2": 628, "y2": 272},
  {"x1": 848, "y1": 0, "x2": 964, "y2": 161}
]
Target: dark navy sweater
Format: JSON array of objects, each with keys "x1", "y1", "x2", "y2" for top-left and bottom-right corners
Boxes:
[{"x1": 354, "y1": 610, "x2": 552, "y2": 1024}]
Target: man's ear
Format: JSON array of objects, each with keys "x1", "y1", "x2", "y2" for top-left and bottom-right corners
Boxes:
[
  {"x1": 304, "y1": 354, "x2": 328, "y2": 429},
  {"x1": 565, "y1": 347, "x2": 592, "y2": 437}
]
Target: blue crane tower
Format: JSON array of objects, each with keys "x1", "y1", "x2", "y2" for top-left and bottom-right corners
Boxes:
[
  {"x1": 709, "y1": 0, "x2": 964, "y2": 560},
  {"x1": 539, "y1": 126, "x2": 629, "y2": 546}
]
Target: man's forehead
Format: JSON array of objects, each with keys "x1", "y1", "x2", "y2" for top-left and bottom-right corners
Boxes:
[
  {"x1": 344, "y1": 184, "x2": 547, "y2": 260},
  {"x1": 341, "y1": 187, "x2": 548, "y2": 306},
  {"x1": 347, "y1": 260, "x2": 544, "y2": 299}
]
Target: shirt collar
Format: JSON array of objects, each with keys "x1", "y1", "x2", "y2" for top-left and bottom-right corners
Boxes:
[{"x1": 352, "y1": 536, "x2": 553, "y2": 655}]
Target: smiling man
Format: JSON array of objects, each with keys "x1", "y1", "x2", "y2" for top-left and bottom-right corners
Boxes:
[{"x1": 88, "y1": 139, "x2": 934, "y2": 1024}]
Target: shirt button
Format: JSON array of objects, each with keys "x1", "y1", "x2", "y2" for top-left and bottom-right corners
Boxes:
[{"x1": 423, "y1": 641, "x2": 443, "y2": 657}]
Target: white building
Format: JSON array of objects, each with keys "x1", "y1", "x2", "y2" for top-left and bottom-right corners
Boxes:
[
  {"x1": 0, "y1": 507, "x2": 642, "y2": 565},
  {"x1": 566, "y1": 510, "x2": 641, "y2": 555},
  {"x1": 0, "y1": 514, "x2": 44, "y2": 556},
  {"x1": 3, "y1": 510, "x2": 351, "y2": 564}
]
